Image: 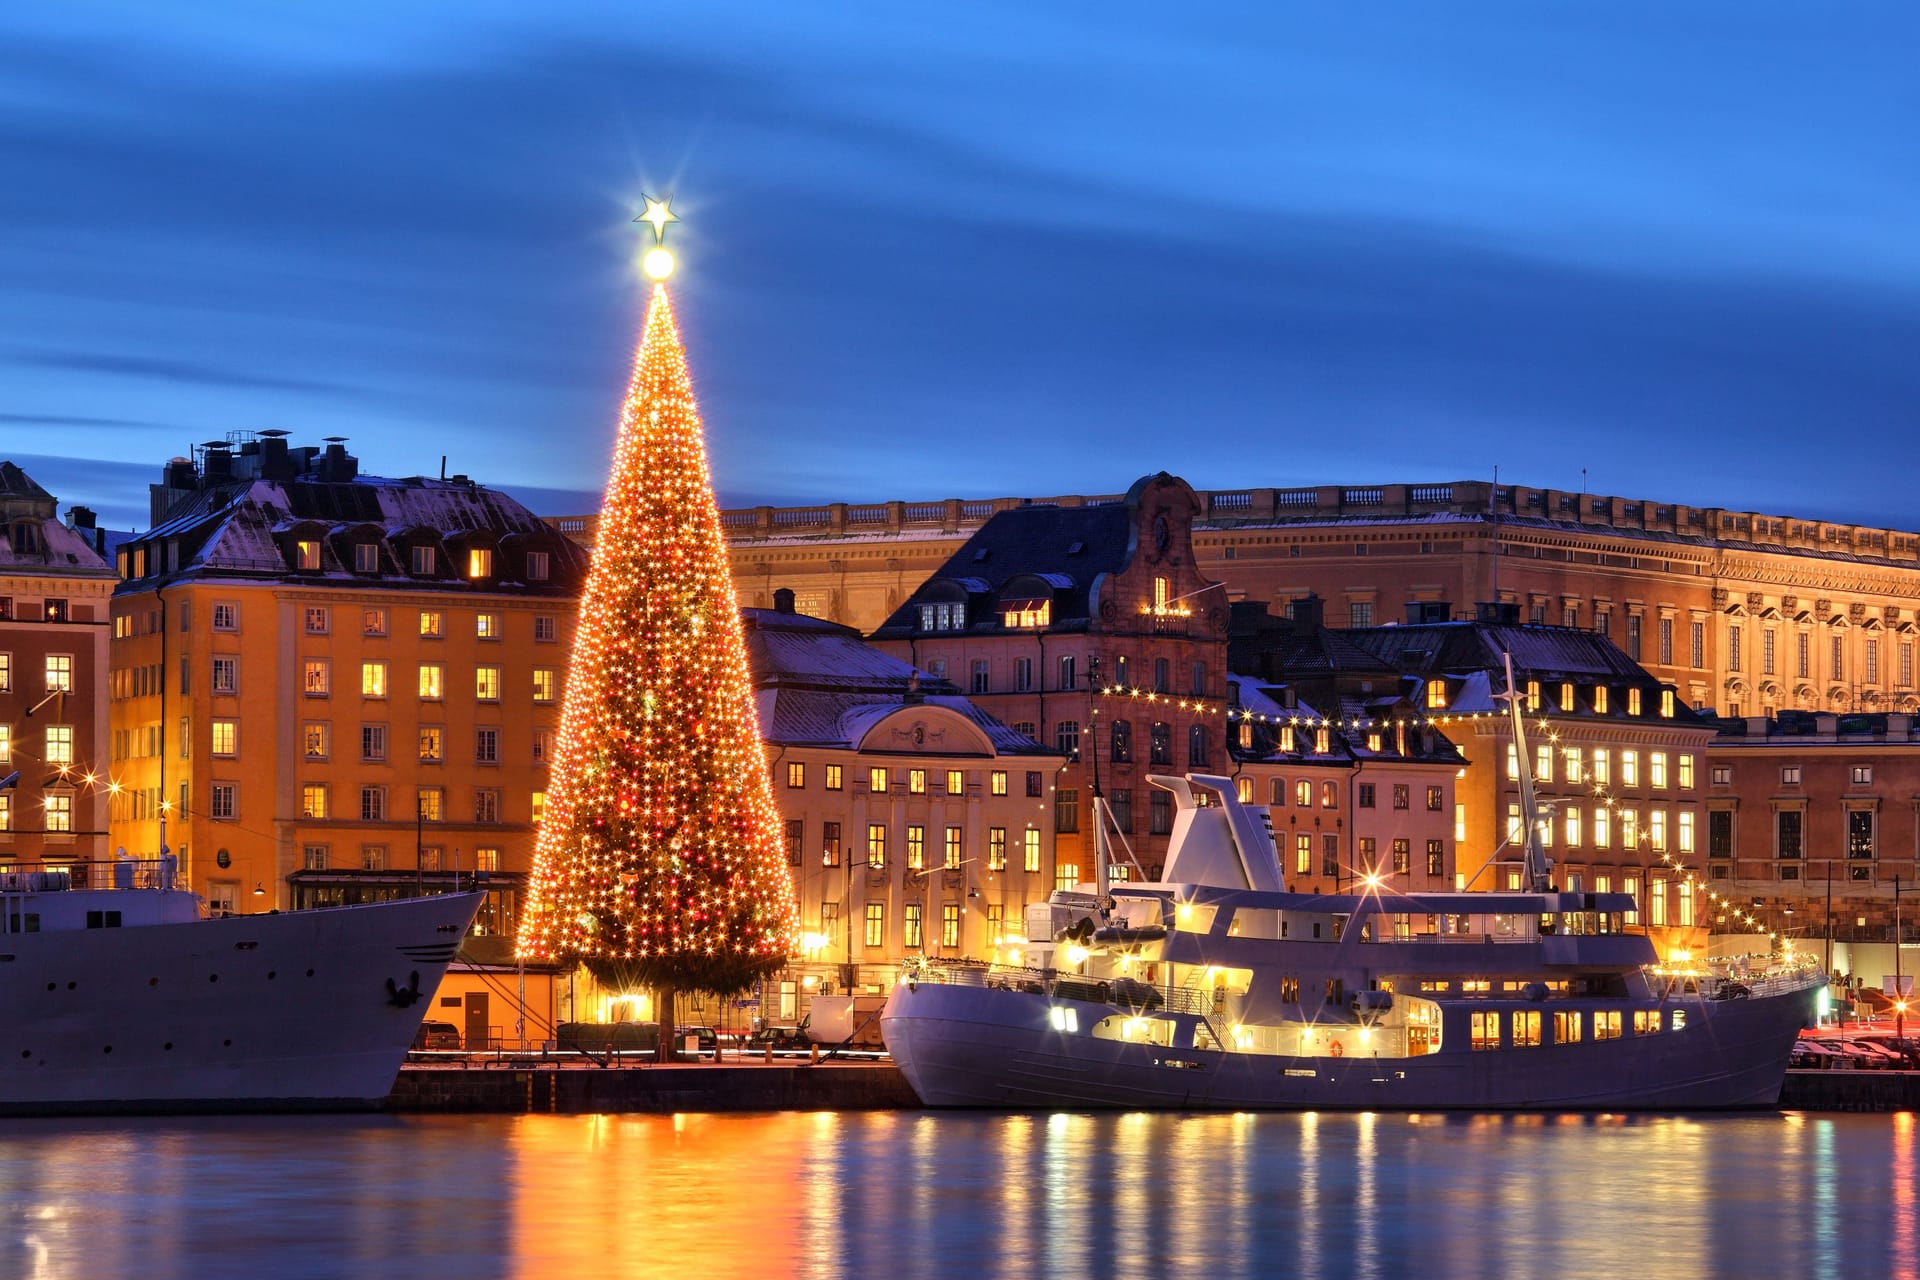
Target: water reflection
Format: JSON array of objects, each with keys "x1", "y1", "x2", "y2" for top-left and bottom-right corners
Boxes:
[{"x1": 0, "y1": 1111, "x2": 1916, "y2": 1279}]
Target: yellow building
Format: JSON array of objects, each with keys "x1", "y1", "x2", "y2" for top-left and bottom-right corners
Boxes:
[{"x1": 108, "y1": 436, "x2": 587, "y2": 964}]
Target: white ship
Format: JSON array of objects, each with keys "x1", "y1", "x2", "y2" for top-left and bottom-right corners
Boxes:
[
  {"x1": 884, "y1": 661, "x2": 1824, "y2": 1110},
  {"x1": 0, "y1": 860, "x2": 479, "y2": 1114}
]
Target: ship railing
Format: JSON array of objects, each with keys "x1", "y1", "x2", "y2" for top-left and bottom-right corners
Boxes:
[
  {"x1": 907, "y1": 959, "x2": 1213, "y2": 1015},
  {"x1": 0, "y1": 858, "x2": 176, "y2": 892}
]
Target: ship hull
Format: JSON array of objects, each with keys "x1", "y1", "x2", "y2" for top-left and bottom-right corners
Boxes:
[
  {"x1": 883, "y1": 979, "x2": 1822, "y2": 1111},
  {"x1": 0, "y1": 894, "x2": 480, "y2": 1114}
]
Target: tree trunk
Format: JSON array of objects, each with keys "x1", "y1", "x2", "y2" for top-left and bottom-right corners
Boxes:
[{"x1": 655, "y1": 986, "x2": 678, "y2": 1063}]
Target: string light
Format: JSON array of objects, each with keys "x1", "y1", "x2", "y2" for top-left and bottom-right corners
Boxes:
[{"x1": 515, "y1": 264, "x2": 798, "y2": 995}]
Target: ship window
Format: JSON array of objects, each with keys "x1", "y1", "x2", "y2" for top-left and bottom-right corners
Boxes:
[
  {"x1": 1172, "y1": 903, "x2": 1218, "y2": 934},
  {"x1": 1470, "y1": 1011, "x2": 1500, "y2": 1050},
  {"x1": 1554, "y1": 1010, "x2": 1582, "y2": 1044},
  {"x1": 1594, "y1": 1011, "x2": 1623, "y2": 1040}
]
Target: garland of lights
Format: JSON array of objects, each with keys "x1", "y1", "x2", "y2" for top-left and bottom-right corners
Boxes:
[{"x1": 515, "y1": 204, "x2": 798, "y2": 994}]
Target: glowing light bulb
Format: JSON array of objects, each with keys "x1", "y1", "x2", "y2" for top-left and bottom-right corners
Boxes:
[{"x1": 642, "y1": 247, "x2": 676, "y2": 280}]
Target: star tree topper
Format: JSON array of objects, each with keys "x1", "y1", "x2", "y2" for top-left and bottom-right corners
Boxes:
[{"x1": 636, "y1": 194, "x2": 679, "y2": 279}]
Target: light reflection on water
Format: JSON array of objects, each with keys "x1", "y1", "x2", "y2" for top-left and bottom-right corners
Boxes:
[{"x1": 0, "y1": 1110, "x2": 1915, "y2": 1280}]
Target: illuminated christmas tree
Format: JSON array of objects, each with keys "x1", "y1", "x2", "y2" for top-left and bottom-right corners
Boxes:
[{"x1": 517, "y1": 198, "x2": 798, "y2": 1050}]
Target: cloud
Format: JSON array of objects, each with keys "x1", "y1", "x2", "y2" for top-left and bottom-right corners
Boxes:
[
  {"x1": 7, "y1": 349, "x2": 370, "y2": 399},
  {"x1": 0, "y1": 411, "x2": 185, "y2": 430}
]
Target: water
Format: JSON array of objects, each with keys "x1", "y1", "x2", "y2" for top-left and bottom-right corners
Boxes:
[{"x1": 1, "y1": 1110, "x2": 1913, "y2": 1280}]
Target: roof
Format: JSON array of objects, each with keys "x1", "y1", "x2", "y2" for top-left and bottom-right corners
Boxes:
[
  {"x1": 116, "y1": 473, "x2": 585, "y2": 592},
  {"x1": 742, "y1": 607, "x2": 1057, "y2": 757},
  {"x1": 871, "y1": 502, "x2": 1133, "y2": 638},
  {"x1": 1343, "y1": 621, "x2": 1710, "y2": 724}
]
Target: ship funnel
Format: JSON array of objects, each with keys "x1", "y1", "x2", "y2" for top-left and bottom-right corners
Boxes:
[{"x1": 1147, "y1": 773, "x2": 1286, "y2": 892}]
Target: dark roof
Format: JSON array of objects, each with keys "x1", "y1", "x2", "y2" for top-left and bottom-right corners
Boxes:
[
  {"x1": 115, "y1": 473, "x2": 585, "y2": 592},
  {"x1": 871, "y1": 502, "x2": 1132, "y2": 638},
  {"x1": 1224, "y1": 674, "x2": 1464, "y2": 768},
  {"x1": 742, "y1": 607, "x2": 1057, "y2": 756},
  {"x1": 1343, "y1": 621, "x2": 1709, "y2": 724},
  {"x1": 0, "y1": 462, "x2": 53, "y2": 503}
]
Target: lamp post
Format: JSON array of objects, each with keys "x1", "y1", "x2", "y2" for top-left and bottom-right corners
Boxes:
[{"x1": 1896, "y1": 876, "x2": 1906, "y2": 1043}]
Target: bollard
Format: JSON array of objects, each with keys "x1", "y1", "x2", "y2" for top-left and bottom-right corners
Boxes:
[
  {"x1": 764, "y1": 1043, "x2": 773, "y2": 1065},
  {"x1": 810, "y1": 1043, "x2": 819, "y2": 1065}
]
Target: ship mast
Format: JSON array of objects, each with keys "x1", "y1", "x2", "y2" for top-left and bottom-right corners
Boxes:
[{"x1": 1499, "y1": 652, "x2": 1554, "y2": 893}]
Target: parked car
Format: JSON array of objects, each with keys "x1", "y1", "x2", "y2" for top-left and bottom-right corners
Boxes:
[
  {"x1": 746, "y1": 1024, "x2": 809, "y2": 1052},
  {"x1": 411, "y1": 1020, "x2": 462, "y2": 1051}
]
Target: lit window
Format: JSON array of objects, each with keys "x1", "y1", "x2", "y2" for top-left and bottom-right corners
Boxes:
[
  {"x1": 303, "y1": 660, "x2": 329, "y2": 697},
  {"x1": 1426, "y1": 681, "x2": 1447, "y2": 709},
  {"x1": 867, "y1": 823, "x2": 887, "y2": 868},
  {"x1": 532, "y1": 668, "x2": 557, "y2": 703},
  {"x1": 211, "y1": 720, "x2": 237, "y2": 757},
  {"x1": 362, "y1": 662, "x2": 388, "y2": 698},
  {"x1": 295, "y1": 539, "x2": 321, "y2": 571},
  {"x1": 864, "y1": 903, "x2": 885, "y2": 948},
  {"x1": 44, "y1": 793, "x2": 72, "y2": 833},
  {"x1": 1651, "y1": 752, "x2": 1668, "y2": 788},
  {"x1": 1628, "y1": 688, "x2": 1642, "y2": 716},
  {"x1": 988, "y1": 828, "x2": 1007, "y2": 870},
  {"x1": 1025, "y1": 829, "x2": 1043, "y2": 873},
  {"x1": 44, "y1": 654, "x2": 72, "y2": 692},
  {"x1": 419, "y1": 611, "x2": 443, "y2": 638},
  {"x1": 905, "y1": 825, "x2": 925, "y2": 870},
  {"x1": 787, "y1": 762, "x2": 805, "y2": 788},
  {"x1": 363, "y1": 608, "x2": 387, "y2": 636},
  {"x1": 476, "y1": 612, "x2": 500, "y2": 640},
  {"x1": 418, "y1": 725, "x2": 444, "y2": 762},
  {"x1": 870, "y1": 767, "x2": 888, "y2": 794},
  {"x1": 416, "y1": 787, "x2": 444, "y2": 822},
  {"x1": 468, "y1": 548, "x2": 493, "y2": 578},
  {"x1": 946, "y1": 770, "x2": 965, "y2": 794},
  {"x1": 1594, "y1": 686, "x2": 1609, "y2": 714},
  {"x1": 304, "y1": 723, "x2": 329, "y2": 759},
  {"x1": 475, "y1": 666, "x2": 501, "y2": 701},
  {"x1": 531, "y1": 790, "x2": 546, "y2": 823},
  {"x1": 1622, "y1": 751, "x2": 1640, "y2": 788},
  {"x1": 824, "y1": 765, "x2": 843, "y2": 791},
  {"x1": 990, "y1": 771, "x2": 1007, "y2": 796},
  {"x1": 44, "y1": 725, "x2": 73, "y2": 765},
  {"x1": 301, "y1": 784, "x2": 329, "y2": 819},
  {"x1": 419, "y1": 664, "x2": 444, "y2": 699}
]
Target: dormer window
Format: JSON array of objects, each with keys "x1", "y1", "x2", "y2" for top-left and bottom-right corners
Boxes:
[
  {"x1": 410, "y1": 545, "x2": 436, "y2": 576},
  {"x1": 526, "y1": 550, "x2": 550, "y2": 581},
  {"x1": 1525, "y1": 680, "x2": 1541, "y2": 711},
  {"x1": 353, "y1": 543, "x2": 380, "y2": 573},
  {"x1": 468, "y1": 548, "x2": 493, "y2": 579},
  {"x1": 1559, "y1": 682, "x2": 1575, "y2": 712},
  {"x1": 1628, "y1": 687, "x2": 1643, "y2": 716},
  {"x1": 294, "y1": 539, "x2": 322, "y2": 571},
  {"x1": 917, "y1": 601, "x2": 965, "y2": 632},
  {"x1": 1425, "y1": 681, "x2": 1448, "y2": 710},
  {"x1": 1660, "y1": 689, "x2": 1676, "y2": 718},
  {"x1": 1594, "y1": 686, "x2": 1610, "y2": 714},
  {"x1": 1003, "y1": 600, "x2": 1050, "y2": 629}
]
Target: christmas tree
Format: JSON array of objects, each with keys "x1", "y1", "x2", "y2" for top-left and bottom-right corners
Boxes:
[{"x1": 517, "y1": 200, "x2": 798, "y2": 1051}]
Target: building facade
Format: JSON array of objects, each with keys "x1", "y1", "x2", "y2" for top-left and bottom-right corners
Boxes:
[
  {"x1": 1226, "y1": 597, "x2": 1465, "y2": 897},
  {"x1": 867, "y1": 473, "x2": 1230, "y2": 883},
  {"x1": 0, "y1": 464, "x2": 116, "y2": 866},
  {"x1": 740, "y1": 597, "x2": 1064, "y2": 1025},
  {"x1": 1340, "y1": 608, "x2": 1719, "y2": 957},
  {"x1": 548, "y1": 478, "x2": 1920, "y2": 723},
  {"x1": 1704, "y1": 712, "x2": 1920, "y2": 980},
  {"x1": 107, "y1": 435, "x2": 587, "y2": 937}
]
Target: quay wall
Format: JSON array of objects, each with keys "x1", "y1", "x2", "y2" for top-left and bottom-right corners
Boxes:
[
  {"x1": 392, "y1": 1064, "x2": 1920, "y2": 1114},
  {"x1": 389, "y1": 1063, "x2": 918, "y2": 1113}
]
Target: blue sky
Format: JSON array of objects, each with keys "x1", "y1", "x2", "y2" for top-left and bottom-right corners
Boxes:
[{"x1": 3, "y1": 3, "x2": 1918, "y2": 531}]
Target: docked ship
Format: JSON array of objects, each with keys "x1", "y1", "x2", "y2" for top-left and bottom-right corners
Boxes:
[
  {"x1": 0, "y1": 859, "x2": 479, "y2": 1114},
  {"x1": 884, "y1": 662, "x2": 1824, "y2": 1110}
]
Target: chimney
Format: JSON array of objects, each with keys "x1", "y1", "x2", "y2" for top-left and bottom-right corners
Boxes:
[
  {"x1": 1405, "y1": 600, "x2": 1452, "y2": 625},
  {"x1": 257, "y1": 430, "x2": 293, "y2": 481},
  {"x1": 1477, "y1": 601, "x2": 1522, "y2": 625},
  {"x1": 1287, "y1": 593, "x2": 1324, "y2": 631},
  {"x1": 773, "y1": 587, "x2": 796, "y2": 614}
]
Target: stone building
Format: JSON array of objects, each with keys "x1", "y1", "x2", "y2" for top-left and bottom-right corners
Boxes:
[
  {"x1": 549, "y1": 478, "x2": 1920, "y2": 722},
  {"x1": 866, "y1": 473, "x2": 1231, "y2": 883},
  {"x1": 107, "y1": 434, "x2": 588, "y2": 943},
  {"x1": 0, "y1": 463, "x2": 117, "y2": 866},
  {"x1": 1341, "y1": 607, "x2": 1718, "y2": 957},
  {"x1": 1226, "y1": 596, "x2": 1466, "y2": 898},
  {"x1": 740, "y1": 595, "x2": 1063, "y2": 1024},
  {"x1": 1704, "y1": 711, "x2": 1920, "y2": 980}
]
